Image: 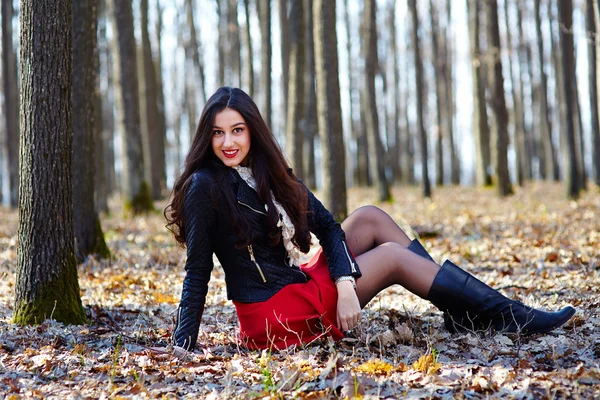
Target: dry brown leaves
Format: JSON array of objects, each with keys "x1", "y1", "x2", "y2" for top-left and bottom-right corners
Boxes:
[{"x1": 1, "y1": 182, "x2": 599, "y2": 398}]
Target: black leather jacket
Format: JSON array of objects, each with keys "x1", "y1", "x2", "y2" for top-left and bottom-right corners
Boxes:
[{"x1": 173, "y1": 167, "x2": 361, "y2": 350}]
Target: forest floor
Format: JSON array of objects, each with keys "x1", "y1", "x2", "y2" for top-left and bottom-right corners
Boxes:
[{"x1": 1, "y1": 182, "x2": 599, "y2": 399}]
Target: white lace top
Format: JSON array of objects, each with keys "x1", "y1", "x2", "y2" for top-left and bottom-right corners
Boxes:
[{"x1": 233, "y1": 166, "x2": 303, "y2": 267}]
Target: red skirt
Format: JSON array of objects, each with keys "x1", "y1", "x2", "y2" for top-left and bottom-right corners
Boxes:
[{"x1": 234, "y1": 248, "x2": 344, "y2": 350}]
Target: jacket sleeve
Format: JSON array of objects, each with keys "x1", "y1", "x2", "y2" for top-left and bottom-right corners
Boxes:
[
  {"x1": 305, "y1": 184, "x2": 362, "y2": 281},
  {"x1": 172, "y1": 172, "x2": 217, "y2": 351}
]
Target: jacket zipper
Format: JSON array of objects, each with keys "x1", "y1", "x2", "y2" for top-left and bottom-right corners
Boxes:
[
  {"x1": 248, "y1": 245, "x2": 267, "y2": 283},
  {"x1": 237, "y1": 200, "x2": 267, "y2": 216},
  {"x1": 342, "y1": 240, "x2": 357, "y2": 274}
]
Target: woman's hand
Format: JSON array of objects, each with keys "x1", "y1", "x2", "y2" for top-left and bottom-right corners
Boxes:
[{"x1": 336, "y1": 280, "x2": 362, "y2": 332}]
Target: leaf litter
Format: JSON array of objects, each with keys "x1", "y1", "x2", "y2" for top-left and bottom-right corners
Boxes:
[{"x1": 0, "y1": 182, "x2": 599, "y2": 398}]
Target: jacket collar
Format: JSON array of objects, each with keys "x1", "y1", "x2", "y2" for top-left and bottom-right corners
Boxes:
[{"x1": 230, "y1": 168, "x2": 266, "y2": 213}]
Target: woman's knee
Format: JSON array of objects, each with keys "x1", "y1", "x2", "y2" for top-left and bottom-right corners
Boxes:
[{"x1": 345, "y1": 205, "x2": 386, "y2": 227}]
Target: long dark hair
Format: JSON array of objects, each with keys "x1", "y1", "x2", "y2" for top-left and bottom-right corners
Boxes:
[{"x1": 165, "y1": 87, "x2": 311, "y2": 252}]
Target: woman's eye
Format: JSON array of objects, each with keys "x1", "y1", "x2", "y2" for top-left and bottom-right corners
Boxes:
[
  {"x1": 213, "y1": 130, "x2": 223, "y2": 136},
  {"x1": 233, "y1": 127, "x2": 243, "y2": 133}
]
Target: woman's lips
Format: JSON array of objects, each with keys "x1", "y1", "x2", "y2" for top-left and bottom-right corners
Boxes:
[{"x1": 223, "y1": 150, "x2": 239, "y2": 159}]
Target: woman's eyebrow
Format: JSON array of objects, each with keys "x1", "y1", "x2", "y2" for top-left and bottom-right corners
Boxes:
[{"x1": 212, "y1": 122, "x2": 246, "y2": 129}]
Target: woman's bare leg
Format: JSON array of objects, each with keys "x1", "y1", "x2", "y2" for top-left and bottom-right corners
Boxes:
[{"x1": 341, "y1": 206, "x2": 440, "y2": 307}]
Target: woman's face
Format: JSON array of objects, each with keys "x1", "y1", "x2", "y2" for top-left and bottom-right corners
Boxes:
[{"x1": 211, "y1": 108, "x2": 251, "y2": 167}]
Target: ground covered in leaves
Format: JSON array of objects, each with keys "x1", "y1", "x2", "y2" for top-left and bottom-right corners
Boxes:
[{"x1": 1, "y1": 182, "x2": 599, "y2": 399}]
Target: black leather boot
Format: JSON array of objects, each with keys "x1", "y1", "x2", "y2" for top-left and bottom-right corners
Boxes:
[
  {"x1": 407, "y1": 238, "x2": 435, "y2": 262},
  {"x1": 428, "y1": 260, "x2": 576, "y2": 335}
]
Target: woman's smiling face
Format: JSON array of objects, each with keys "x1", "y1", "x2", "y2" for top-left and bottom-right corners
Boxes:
[{"x1": 211, "y1": 108, "x2": 251, "y2": 167}]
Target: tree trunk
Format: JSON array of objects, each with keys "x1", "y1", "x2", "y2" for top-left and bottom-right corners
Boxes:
[
  {"x1": 558, "y1": 0, "x2": 580, "y2": 199},
  {"x1": 362, "y1": 0, "x2": 390, "y2": 201},
  {"x1": 409, "y1": 0, "x2": 431, "y2": 198},
  {"x1": 535, "y1": 0, "x2": 559, "y2": 181},
  {"x1": 593, "y1": 0, "x2": 600, "y2": 185},
  {"x1": 313, "y1": 0, "x2": 347, "y2": 220},
  {"x1": 15, "y1": 0, "x2": 86, "y2": 325},
  {"x1": 430, "y1": 0, "x2": 445, "y2": 186},
  {"x1": 1, "y1": 0, "x2": 19, "y2": 208},
  {"x1": 467, "y1": 0, "x2": 491, "y2": 186},
  {"x1": 108, "y1": 0, "x2": 153, "y2": 213},
  {"x1": 243, "y1": 0, "x2": 255, "y2": 97},
  {"x1": 516, "y1": 1, "x2": 536, "y2": 179},
  {"x1": 228, "y1": 0, "x2": 242, "y2": 87},
  {"x1": 486, "y1": 0, "x2": 512, "y2": 196},
  {"x1": 445, "y1": 0, "x2": 459, "y2": 185},
  {"x1": 185, "y1": 0, "x2": 206, "y2": 104},
  {"x1": 389, "y1": 0, "x2": 402, "y2": 184},
  {"x1": 94, "y1": 0, "x2": 109, "y2": 214},
  {"x1": 72, "y1": 0, "x2": 110, "y2": 262},
  {"x1": 279, "y1": 0, "x2": 290, "y2": 127},
  {"x1": 154, "y1": 0, "x2": 167, "y2": 196},
  {"x1": 285, "y1": 0, "x2": 305, "y2": 179},
  {"x1": 139, "y1": 0, "x2": 164, "y2": 200},
  {"x1": 303, "y1": 0, "x2": 317, "y2": 189},
  {"x1": 504, "y1": 0, "x2": 528, "y2": 186},
  {"x1": 258, "y1": 0, "x2": 272, "y2": 128},
  {"x1": 216, "y1": 0, "x2": 226, "y2": 85}
]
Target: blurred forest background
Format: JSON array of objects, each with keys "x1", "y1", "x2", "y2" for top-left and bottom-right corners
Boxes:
[{"x1": 2, "y1": 0, "x2": 600, "y2": 217}]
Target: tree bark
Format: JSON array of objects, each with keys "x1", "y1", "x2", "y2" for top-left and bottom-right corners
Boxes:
[
  {"x1": 1, "y1": 0, "x2": 19, "y2": 208},
  {"x1": 285, "y1": 0, "x2": 305, "y2": 179},
  {"x1": 486, "y1": 0, "x2": 512, "y2": 196},
  {"x1": 258, "y1": 0, "x2": 272, "y2": 128},
  {"x1": 593, "y1": 0, "x2": 600, "y2": 185},
  {"x1": 389, "y1": 0, "x2": 402, "y2": 184},
  {"x1": 228, "y1": 0, "x2": 242, "y2": 87},
  {"x1": 108, "y1": 0, "x2": 153, "y2": 213},
  {"x1": 467, "y1": 0, "x2": 491, "y2": 186},
  {"x1": 72, "y1": 0, "x2": 110, "y2": 262},
  {"x1": 139, "y1": 0, "x2": 164, "y2": 200},
  {"x1": 558, "y1": 0, "x2": 580, "y2": 199},
  {"x1": 409, "y1": 0, "x2": 431, "y2": 197},
  {"x1": 362, "y1": 0, "x2": 390, "y2": 201},
  {"x1": 154, "y1": 0, "x2": 167, "y2": 196},
  {"x1": 313, "y1": 0, "x2": 347, "y2": 220},
  {"x1": 15, "y1": 0, "x2": 87, "y2": 325}
]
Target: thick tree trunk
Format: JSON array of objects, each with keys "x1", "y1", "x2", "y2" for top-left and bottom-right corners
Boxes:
[
  {"x1": 185, "y1": 0, "x2": 206, "y2": 104},
  {"x1": 504, "y1": 0, "x2": 528, "y2": 186},
  {"x1": 139, "y1": 0, "x2": 164, "y2": 200},
  {"x1": 228, "y1": 0, "x2": 242, "y2": 87},
  {"x1": 467, "y1": 0, "x2": 491, "y2": 186},
  {"x1": 558, "y1": 0, "x2": 580, "y2": 199},
  {"x1": 593, "y1": 1, "x2": 600, "y2": 185},
  {"x1": 535, "y1": 0, "x2": 559, "y2": 181},
  {"x1": 72, "y1": 0, "x2": 110, "y2": 262},
  {"x1": 243, "y1": 0, "x2": 255, "y2": 97},
  {"x1": 303, "y1": 0, "x2": 317, "y2": 190},
  {"x1": 258, "y1": 0, "x2": 272, "y2": 128},
  {"x1": 216, "y1": 0, "x2": 226, "y2": 86},
  {"x1": 108, "y1": 0, "x2": 153, "y2": 213},
  {"x1": 15, "y1": 0, "x2": 86, "y2": 325},
  {"x1": 1, "y1": 0, "x2": 19, "y2": 208},
  {"x1": 486, "y1": 0, "x2": 513, "y2": 196},
  {"x1": 313, "y1": 0, "x2": 347, "y2": 220},
  {"x1": 285, "y1": 0, "x2": 305, "y2": 179},
  {"x1": 94, "y1": 0, "x2": 109, "y2": 214},
  {"x1": 362, "y1": 0, "x2": 390, "y2": 201},
  {"x1": 409, "y1": 0, "x2": 431, "y2": 198}
]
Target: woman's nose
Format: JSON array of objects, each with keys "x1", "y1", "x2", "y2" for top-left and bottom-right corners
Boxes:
[{"x1": 223, "y1": 132, "x2": 234, "y2": 147}]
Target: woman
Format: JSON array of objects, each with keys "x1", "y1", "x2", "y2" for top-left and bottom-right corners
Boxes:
[{"x1": 165, "y1": 87, "x2": 575, "y2": 351}]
